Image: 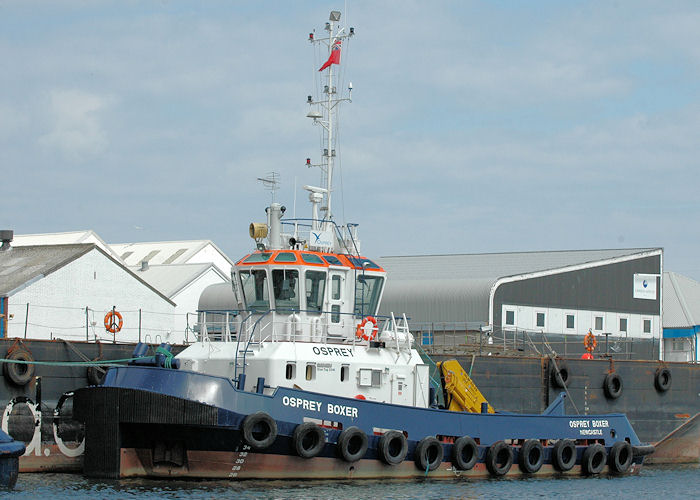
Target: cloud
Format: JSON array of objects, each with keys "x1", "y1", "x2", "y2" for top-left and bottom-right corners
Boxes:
[{"x1": 38, "y1": 89, "x2": 112, "y2": 161}]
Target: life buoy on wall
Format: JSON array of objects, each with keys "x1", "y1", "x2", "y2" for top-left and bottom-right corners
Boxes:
[
  {"x1": 583, "y1": 329, "x2": 597, "y2": 352},
  {"x1": 104, "y1": 310, "x2": 123, "y2": 333},
  {"x1": 355, "y1": 316, "x2": 378, "y2": 342}
]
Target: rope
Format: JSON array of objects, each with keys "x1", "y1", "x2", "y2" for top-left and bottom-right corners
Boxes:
[
  {"x1": 156, "y1": 346, "x2": 174, "y2": 369},
  {"x1": 0, "y1": 356, "x2": 150, "y2": 367}
]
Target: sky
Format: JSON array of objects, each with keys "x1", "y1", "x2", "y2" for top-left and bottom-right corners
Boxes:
[{"x1": 1, "y1": 1, "x2": 699, "y2": 280}]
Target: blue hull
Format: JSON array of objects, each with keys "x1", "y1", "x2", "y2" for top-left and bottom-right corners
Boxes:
[{"x1": 73, "y1": 366, "x2": 652, "y2": 479}]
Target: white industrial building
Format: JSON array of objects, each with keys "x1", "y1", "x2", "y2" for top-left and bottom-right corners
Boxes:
[
  {"x1": 2, "y1": 231, "x2": 234, "y2": 344},
  {"x1": 111, "y1": 240, "x2": 233, "y2": 277},
  {"x1": 377, "y1": 248, "x2": 667, "y2": 359},
  {"x1": 0, "y1": 240, "x2": 177, "y2": 343},
  {"x1": 663, "y1": 272, "x2": 700, "y2": 362}
]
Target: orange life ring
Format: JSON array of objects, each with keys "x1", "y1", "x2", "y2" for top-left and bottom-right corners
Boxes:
[
  {"x1": 583, "y1": 330, "x2": 597, "y2": 352},
  {"x1": 355, "y1": 316, "x2": 378, "y2": 342},
  {"x1": 104, "y1": 310, "x2": 123, "y2": 333}
]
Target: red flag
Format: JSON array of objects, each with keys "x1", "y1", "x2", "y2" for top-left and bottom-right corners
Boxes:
[{"x1": 319, "y1": 39, "x2": 341, "y2": 71}]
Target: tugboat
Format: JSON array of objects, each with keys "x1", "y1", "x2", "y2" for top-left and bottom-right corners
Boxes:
[{"x1": 74, "y1": 11, "x2": 654, "y2": 480}]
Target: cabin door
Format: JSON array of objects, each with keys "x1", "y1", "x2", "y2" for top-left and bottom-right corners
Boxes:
[{"x1": 327, "y1": 270, "x2": 346, "y2": 338}]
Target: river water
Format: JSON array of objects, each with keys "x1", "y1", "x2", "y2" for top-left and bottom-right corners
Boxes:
[{"x1": 3, "y1": 465, "x2": 698, "y2": 499}]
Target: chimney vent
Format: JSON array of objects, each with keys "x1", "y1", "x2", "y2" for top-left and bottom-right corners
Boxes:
[
  {"x1": 140, "y1": 260, "x2": 149, "y2": 271},
  {"x1": 0, "y1": 230, "x2": 13, "y2": 251}
]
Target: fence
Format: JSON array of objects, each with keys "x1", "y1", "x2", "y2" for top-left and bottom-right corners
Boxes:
[
  {"x1": 412, "y1": 322, "x2": 662, "y2": 361},
  {"x1": 5, "y1": 301, "x2": 198, "y2": 345}
]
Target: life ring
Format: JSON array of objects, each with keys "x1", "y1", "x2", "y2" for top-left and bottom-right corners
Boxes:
[
  {"x1": 452, "y1": 435, "x2": 479, "y2": 470},
  {"x1": 486, "y1": 440, "x2": 513, "y2": 477},
  {"x1": 552, "y1": 439, "x2": 576, "y2": 472},
  {"x1": 519, "y1": 439, "x2": 544, "y2": 473},
  {"x1": 604, "y1": 372, "x2": 623, "y2": 399},
  {"x1": 581, "y1": 443, "x2": 606, "y2": 475},
  {"x1": 241, "y1": 411, "x2": 277, "y2": 450},
  {"x1": 292, "y1": 422, "x2": 325, "y2": 458},
  {"x1": 104, "y1": 310, "x2": 123, "y2": 333},
  {"x1": 414, "y1": 436, "x2": 444, "y2": 472},
  {"x1": 3, "y1": 349, "x2": 35, "y2": 386},
  {"x1": 355, "y1": 316, "x2": 378, "y2": 342},
  {"x1": 583, "y1": 330, "x2": 597, "y2": 352},
  {"x1": 337, "y1": 426, "x2": 368, "y2": 463},
  {"x1": 608, "y1": 441, "x2": 633, "y2": 474},
  {"x1": 550, "y1": 360, "x2": 569, "y2": 388},
  {"x1": 378, "y1": 430, "x2": 407, "y2": 465},
  {"x1": 654, "y1": 367, "x2": 672, "y2": 392}
]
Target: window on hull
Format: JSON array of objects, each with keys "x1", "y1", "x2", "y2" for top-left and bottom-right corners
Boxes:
[{"x1": 354, "y1": 275, "x2": 384, "y2": 317}]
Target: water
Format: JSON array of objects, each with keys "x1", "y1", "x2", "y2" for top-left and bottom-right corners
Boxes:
[{"x1": 3, "y1": 465, "x2": 698, "y2": 499}]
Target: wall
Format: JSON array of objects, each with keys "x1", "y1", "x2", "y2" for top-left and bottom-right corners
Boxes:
[{"x1": 6, "y1": 249, "x2": 176, "y2": 343}]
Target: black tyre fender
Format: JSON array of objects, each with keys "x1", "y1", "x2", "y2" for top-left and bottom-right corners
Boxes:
[
  {"x1": 337, "y1": 426, "x2": 368, "y2": 463},
  {"x1": 241, "y1": 411, "x2": 278, "y2": 450},
  {"x1": 608, "y1": 441, "x2": 633, "y2": 474},
  {"x1": 654, "y1": 367, "x2": 671, "y2": 392},
  {"x1": 3, "y1": 349, "x2": 35, "y2": 386},
  {"x1": 86, "y1": 360, "x2": 106, "y2": 386},
  {"x1": 293, "y1": 422, "x2": 326, "y2": 459},
  {"x1": 582, "y1": 443, "x2": 607, "y2": 475},
  {"x1": 551, "y1": 360, "x2": 569, "y2": 388},
  {"x1": 452, "y1": 435, "x2": 479, "y2": 470},
  {"x1": 485, "y1": 440, "x2": 513, "y2": 477},
  {"x1": 552, "y1": 439, "x2": 577, "y2": 472},
  {"x1": 518, "y1": 439, "x2": 544, "y2": 474},
  {"x1": 378, "y1": 430, "x2": 408, "y2": 465},
  {"x1": 604, "y1": 372, "x2": 623, "y2": 399},
  {"x1": 414, "y1": 436, "x2": 444, "y2": 472}
]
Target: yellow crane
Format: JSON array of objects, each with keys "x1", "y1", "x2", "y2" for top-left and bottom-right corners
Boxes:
[{"x1": 437, "y1": 359, "x2": 494, "y2": 413}]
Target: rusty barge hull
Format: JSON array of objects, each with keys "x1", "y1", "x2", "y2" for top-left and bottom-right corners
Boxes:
[
  {"x1": 0, "y1": 337, "x2": 697, "y2": 472},
  {"x1": 433, "y1": 354, "x2": 700, "y2": 463}
]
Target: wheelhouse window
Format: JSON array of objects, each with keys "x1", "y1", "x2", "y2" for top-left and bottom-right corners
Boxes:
[
  {"x1": 305, "y1": 270, "x2": 327, "y2": 314},
  {"x1": 272, "y1": 269, "x2": 299, "y2": 312},
  {"x1": 354, "y1": 275, "x2": 384, "y2": 317},
  {"x1": 239, "y1": 269, "x2": 270, "y2": 312}
]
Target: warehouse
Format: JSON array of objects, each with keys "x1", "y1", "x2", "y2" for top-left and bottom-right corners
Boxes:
[
  {"x1": 0, "y1": 232, "x2": 176, "y2": 343},
  {"x1": 377, "y1": 248, "x2": 663, "y2": 357}
]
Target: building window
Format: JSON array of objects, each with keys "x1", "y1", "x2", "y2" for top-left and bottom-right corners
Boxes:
[
  {"x1": 672, "y1": 338, "x2": 686, "y2": 351},
  {"x1": 643, "y1": 319, "x2": 651, "y2": 334},
  {"x1": 594, "y1": 316, "x2": 604, "y2": 331},
  {"x1": 536, "y1": 312, "x2": 545, "y2": 328},
  {"x1": 619, "y1": 318, "x2": 628, "y2": 333},
  {"x1": 505, "y1": 310, "x2": 515, "y2": 326},
  {"x1": 566, "y1": 314, "x2": 575, "y2": 329}
]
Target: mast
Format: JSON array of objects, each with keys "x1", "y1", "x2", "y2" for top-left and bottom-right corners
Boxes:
[{"x1": 306, "y1": 11, "x2": 354, "y2": 232}]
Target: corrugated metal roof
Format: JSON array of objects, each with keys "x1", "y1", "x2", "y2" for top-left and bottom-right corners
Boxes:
[
  {"x1": 111, "y1": 240, "x2": 233, "y2": 269},
  {"x1": 377, "y1": 248, "x2": 658, "y2": 281},
  {"x1": 663, "y1": 272, "x2": 700, "y2": 328},
  {"x1": 0, "y1": 244, "x2": 94, "y2": 296},
  {"x1": 12, "y1": 230, "x2": 122, "y2": 261},
  {"x1": 129, "y1": 263, "x2": 226, "y2": 299},
  {"x1": 378, "y1": 248, "x2": 660, "y2": 324}
]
